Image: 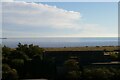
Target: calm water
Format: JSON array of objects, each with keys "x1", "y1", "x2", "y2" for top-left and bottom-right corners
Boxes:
[{"x1": 2, "y1": 37, "x2": 118, "y2": 48}]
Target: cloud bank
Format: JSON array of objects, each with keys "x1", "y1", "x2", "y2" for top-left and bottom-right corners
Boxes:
[
  {"x1": 1, "y1": 0, "x2": 14, "y2": 2},
  {"x1": 3, "y1": 2, "x2": 81, "y2": 29},
  {"x1": 2, "y1": 2, "x2": 117, "y2": 37}
]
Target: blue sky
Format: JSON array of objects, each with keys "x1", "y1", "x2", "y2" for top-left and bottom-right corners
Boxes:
[
  {"x1": 2, "y1": 1, "x2": 118, "y2": 38},
  {"x1": 41, "y1": 2, "x2": 117, "y2": 28}
]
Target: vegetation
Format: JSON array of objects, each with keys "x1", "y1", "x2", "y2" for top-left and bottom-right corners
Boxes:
[
  {"x1": 2, "y1": 64, "x2": 18, "y2": 80},
  {"x1": 64, "y1": 59, "x2": 81, "y2": 80},
  {"x1": 2, "y1": 43, "x2": 120, "y2": 80},
  {"x1": 44, "y1": 46, "x2": 119, "y2": 51}
]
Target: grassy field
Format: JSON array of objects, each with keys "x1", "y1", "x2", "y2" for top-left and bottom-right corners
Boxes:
[{"x1": 44, "y1": 46, "x2": 119, "y2": 51}]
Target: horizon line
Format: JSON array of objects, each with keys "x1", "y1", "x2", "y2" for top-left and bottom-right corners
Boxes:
[{"x1": 2, "y1": 36, "x2": 118, "y2": 38}]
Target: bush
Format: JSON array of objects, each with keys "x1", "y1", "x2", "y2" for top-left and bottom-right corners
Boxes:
[
  {"x1": 83, "y1": 68, "x2": 114, "y2": 80},
  {"x1": 2, "y1": 64, "x2": 18, "y2": 80}
]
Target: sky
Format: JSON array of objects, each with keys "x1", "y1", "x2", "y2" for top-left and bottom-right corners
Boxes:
[
  {"x1": 1, "y1": 0, "x2": 118, "y2": 38},
  {"x1": 1, "y1": 0, "x2": 120, "y2": 2}
]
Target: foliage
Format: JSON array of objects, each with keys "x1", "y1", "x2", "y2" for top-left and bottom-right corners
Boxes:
[
  {"x1": 2, "y1": 46, "x2": 11, "y2": 57},
  {"x1": 2, "y1": 43, "x2": 120, "y2": 80},
  {"x1": 2, "y1": 46, "x2": 12, "y2": 63},
  {"x1": 64, "y1": 59, "x2": 81, "y2": 80},
  {"x1": 9, "y1": 50, "x2": 29, "y2": 61},
  {"x1": 83, "y1": 67, "x2": 114, "y2": 80},
  {"x1": 2, "y1": 43, "x2": 45, "y2": 79},
  {"x1": 109, "y1": 52, "x2": 119, "y2": 61},
  {"x1": 16, "y1": 43, "x2": 44, "y2": 59},
  {"x1": 2, "y1": 64, "x2": 18, "y2": 80},
  {"x1": 64, "y1": 59, "x2": 79, "y2": 71},
  {"x1": 118, "y1": 52, "x2": 120, "y2": 61}
]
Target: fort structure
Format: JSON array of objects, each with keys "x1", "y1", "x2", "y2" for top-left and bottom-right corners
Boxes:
[{"x1": 44, "y1": 46, "x2": 119, "y2": 66}]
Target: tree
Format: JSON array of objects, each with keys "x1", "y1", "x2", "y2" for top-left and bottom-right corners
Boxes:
[
  {"x1": 16, "y1": 43, "x2": 44, "y2": 59},
  {"x1": 2, "y1": 46, "x2": 11, "y2": 57},
  {"x1": 2, "y1": 46, "x2": 12, "y2": 64},
  {"x1": 64, "y1": 59, "x2": 79, "y2": 71},
  {"x1": 109, "y1": 52, "x2": 118, "y2": 61},
  {"x1": 28, "y1": 54, "x2": 43, "y2": 78},
  {"x1": 2, "y1": 64, "x2": 18, "y2": 80},
  {"x1": 8, "y1": 50, "x2": 29, "y2": 61},
  {"x1": 118, "y1": 52, "x2": 120, "y2": 61},
  {"x1": 83, "y1": 67, "x2": 114, "y2": 80},
  {"x1": 110, "y1": 68, "x2": 120, "y2": 80},
  {"x1": 64, "y1": 59, "x2": 81, "y2": 80}
]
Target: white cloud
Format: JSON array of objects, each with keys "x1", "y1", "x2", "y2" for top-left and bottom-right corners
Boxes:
[
  {"x1": 3, "y1": 2, "x2": 81, "y2": 29},
  {"x1": 2, "y1": 2, "x2": 117, "y2": 37},
  {"x1": 1, "y1": 0, "x2": 14, "y2": 2}
]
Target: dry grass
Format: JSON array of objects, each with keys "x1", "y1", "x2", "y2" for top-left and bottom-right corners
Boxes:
[{"x1": 44, "y1": 46, "x2": 119, "y2": 51}]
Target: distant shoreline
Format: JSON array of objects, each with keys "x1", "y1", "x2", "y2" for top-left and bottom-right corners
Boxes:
[
  {"x1": 3, "y1": 37, "x2": 118, "y2": 48},
  {"x1": 0, "y1": 38, "x2": 7, "y2": 39}
]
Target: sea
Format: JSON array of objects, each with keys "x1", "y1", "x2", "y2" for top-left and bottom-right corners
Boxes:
[{"x1": 1, "y1": 37, "x2": 119, "y2": 48}]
